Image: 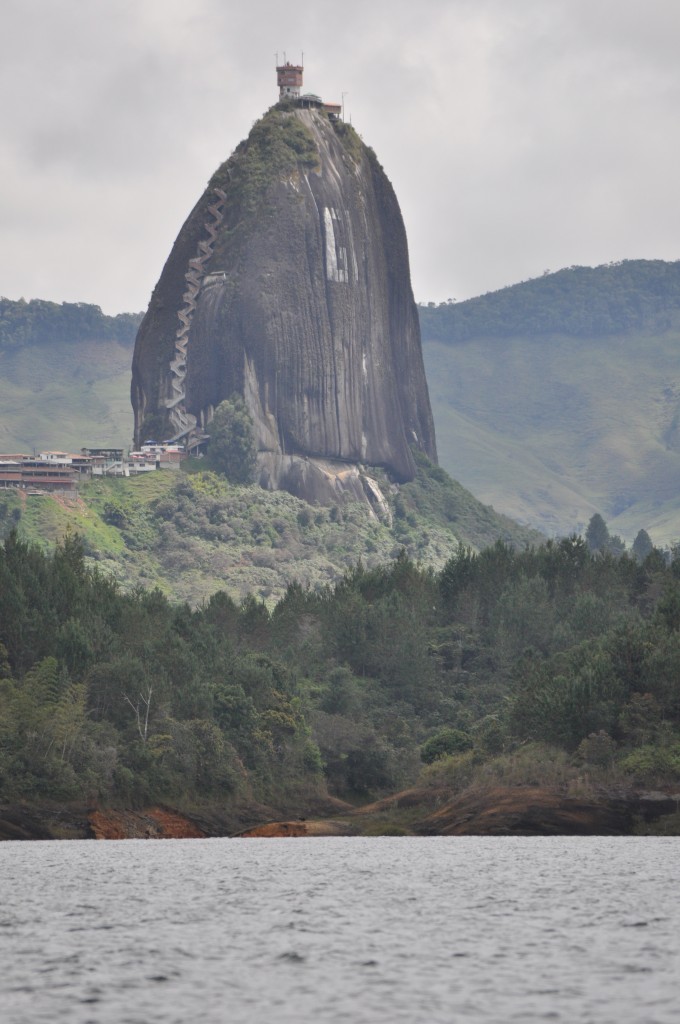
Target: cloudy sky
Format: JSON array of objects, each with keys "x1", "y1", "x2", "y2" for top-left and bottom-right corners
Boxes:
[{"x1": 2, "y1": 0, "x2": 679, "y2": 314}]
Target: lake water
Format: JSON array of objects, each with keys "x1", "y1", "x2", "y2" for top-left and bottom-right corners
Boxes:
[{"x1": 1, "y1": 836, "x2": 678, "y2": 1023}]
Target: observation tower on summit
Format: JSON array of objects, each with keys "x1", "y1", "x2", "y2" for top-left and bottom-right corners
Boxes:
[{"x1": 276, "y1": 57, "x2": 304, "y2": 100}]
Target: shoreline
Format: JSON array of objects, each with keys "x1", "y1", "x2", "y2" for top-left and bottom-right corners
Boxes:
[{"x1": 2, "y1": 784, "x2": 678, "y2": 840}]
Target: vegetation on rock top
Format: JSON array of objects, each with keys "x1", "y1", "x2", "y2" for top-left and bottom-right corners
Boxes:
[{"x1": 209, "y1": 106, "x2": 320, "y2": 259}]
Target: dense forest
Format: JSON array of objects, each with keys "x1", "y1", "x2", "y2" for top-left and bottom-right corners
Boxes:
[
  {"x1": 0, "y1": 298, "x2": 142, "y2": 350},
  {"x1": 1, "y1": 528, "x2": 679, "y2": 822},
  {"x1": 418, "y1": 260, "x2": 680, "y2": 343}
]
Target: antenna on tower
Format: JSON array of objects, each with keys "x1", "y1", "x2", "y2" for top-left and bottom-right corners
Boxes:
[
  {"x1": 283, "y1": 50, "x2": 287, "y2": 64},
  {"x1": 342, "y1": 92, "x2": 348, "y2": 121},
  {"x1": 301, "y1": 51, "x2": 304, "y2": 68},
  {"x1": 275, "y1": 52, "x2": 279, "y2": 65}
]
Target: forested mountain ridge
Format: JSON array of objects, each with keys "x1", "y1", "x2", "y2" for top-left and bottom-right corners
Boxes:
[
  {"x1": 419, "y1": 260, "x2": 680, "y2": 343},
  {"x1": 7, "y1": 260, "x2": 680, "y2": 545},
  {"x1": 420, "y1": 260, "x2": 680, "y2": 543}
]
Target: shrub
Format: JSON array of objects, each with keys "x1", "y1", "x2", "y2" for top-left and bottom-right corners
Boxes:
[
  {"x1": 419, "y1": 749, "x2": 478, "y2": 791},
  {"x1": 421, "y1": 727, "x2": 473, "y2": 764},
  {"x1": 619, "y1": 744, "x2": 680, "y2": 784}
]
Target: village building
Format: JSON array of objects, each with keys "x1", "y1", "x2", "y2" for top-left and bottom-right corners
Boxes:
[
  {"x1": 0, "y1": 458, "x2": 79, "y2": 494},
  {"x1": 0, "y1": 442, "x2": 188, "y2": 492}
]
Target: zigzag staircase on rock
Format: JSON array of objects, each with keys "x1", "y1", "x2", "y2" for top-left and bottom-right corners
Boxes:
[{"x1": 165, "y1": 187, "x2": 227, "y2": 438}]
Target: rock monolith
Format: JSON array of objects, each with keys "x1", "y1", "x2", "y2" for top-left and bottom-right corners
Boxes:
[{"x1": 131, "y1": 103, "x2": 437, "y2": 505}]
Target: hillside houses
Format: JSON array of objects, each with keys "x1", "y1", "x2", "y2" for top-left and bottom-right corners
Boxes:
[{"x1": 0, "y1": 444, "x2": 187, "y2": 494}]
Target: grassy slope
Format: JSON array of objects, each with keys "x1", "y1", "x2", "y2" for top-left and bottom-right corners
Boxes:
[
  {"x1": 424, "y1": 325, "x2": 680, "y2": 545},
  {"x1": 0, "y1": 338, "x2": 134, "y2": 453}
]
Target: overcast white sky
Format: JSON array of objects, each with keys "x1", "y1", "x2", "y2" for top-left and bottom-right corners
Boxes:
[{"x1": 2, "y1": 0, "x2": 680, "y2": 313}]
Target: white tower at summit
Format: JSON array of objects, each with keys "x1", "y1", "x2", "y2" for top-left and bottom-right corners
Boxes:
[{"x1": 276, "y1": 59, "x2": 304, "y2": 100}]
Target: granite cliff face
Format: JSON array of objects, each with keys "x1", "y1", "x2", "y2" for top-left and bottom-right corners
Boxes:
[{"x1": 131, "y1": 105, "x2": 436, "y2": 503}]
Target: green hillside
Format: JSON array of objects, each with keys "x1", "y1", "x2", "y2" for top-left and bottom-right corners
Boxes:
[
  {"x1": 0, "y1": 298, "x2": 140, "y2": 452},
  {"x1": 420, "y1": 260, "x2": 680, "y2": 545},
  {"x1": 0, "y1": 457, "x2": 538, "y2": 607}
]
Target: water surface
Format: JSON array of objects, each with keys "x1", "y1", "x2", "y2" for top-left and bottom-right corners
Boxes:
[{"x1": 1, "y1": 837, "x2": 677, "y2": 1023}]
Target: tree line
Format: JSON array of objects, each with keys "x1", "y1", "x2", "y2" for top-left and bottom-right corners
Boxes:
[
  {"x1": 418, "y1": 260, "x2": 680, "y2": 343},
  {"x1": 0, "y1": 298, "x2": 142, "y2": 350}
]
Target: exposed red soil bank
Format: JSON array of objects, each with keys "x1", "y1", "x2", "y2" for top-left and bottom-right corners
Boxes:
[{"x1": 89, "y1": 807, "x2": 205, "y2": 840}]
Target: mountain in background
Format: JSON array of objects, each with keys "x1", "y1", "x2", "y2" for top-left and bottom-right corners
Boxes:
[{"x1": 420, "y1": 260, "x2": 680, "y2": 544}]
